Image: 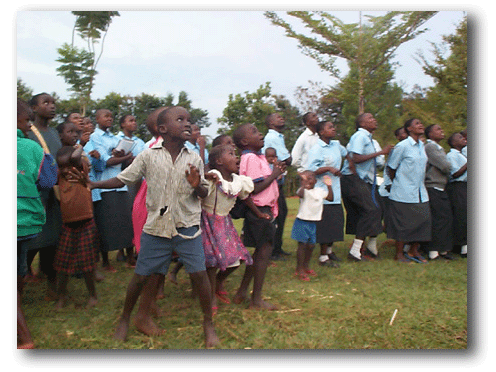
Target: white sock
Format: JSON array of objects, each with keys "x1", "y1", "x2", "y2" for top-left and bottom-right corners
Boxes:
[
  {"x1": 461, "y1": 245, "x2": 467, "y2": 254},
  {"x1": 429, "y1": 251, "x2": 439, "y2": 259},
  {"x1": 367, "y1": 237, "x2": 378, "y2": 255},
  {"x1": 326, "y1": 245, "x2": 333, "y2": 255},
  {"x1": 403, "y1": 244, "x2": 411, "y2": 253},
  {"x1": 350, "y1": 239, "x2": 363, "y2": 258},
  {"x1": 319, "y1": 255, "x2": 329, "y2": 262}
]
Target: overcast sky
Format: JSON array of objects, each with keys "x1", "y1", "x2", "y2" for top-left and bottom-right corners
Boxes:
[{"x1": 16, "y1": 8, "x2": 465, "y2": 138}]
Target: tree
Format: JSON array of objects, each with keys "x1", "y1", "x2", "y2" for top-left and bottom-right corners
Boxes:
[
  {"x1": 17, "y1": 78, "x2": 33, "y2": 102},
  {"x1": 265, "y1": 11, "x2": 437, "y2": 129},
  {"x1": 56, "y1": 11, "x2": 120, "y2": 116},
  {"x1": 217, "y1": 82, "x2": 276, "y2": 136},
  {"x1": 403, "y1": 17, "x2": 467, "y2": 136}
]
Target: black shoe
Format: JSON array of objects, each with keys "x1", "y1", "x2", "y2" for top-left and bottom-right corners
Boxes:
[
  {"x1": 271, "y1": 254, "x2": 287, "y2": 261},
  {"x1": 327, "y1": 252, "x2": 342, "y2": 262},
  {"x1": 319, "y1": 259, "x2": 339, "y2": 268},
  {"x1": 362, "y1": 248, "x2": 378, "y2": 260},
  {"x1": 439, "y1": 252, "x2": 458, "y2": 260},
  {"x1": 280, "y1": 250, "x2": 291, "y2": 256},
  {"x1": 460, "y1": 253, "x2": 467, "y2": 258},
  {"x1": 347, "y1": 253, "x2": 362, "y2": 262}
]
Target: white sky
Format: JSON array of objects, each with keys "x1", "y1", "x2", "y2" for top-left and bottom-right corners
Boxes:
[{"x1": 15, "y1": 7, "x2": 466, "y2": 138}]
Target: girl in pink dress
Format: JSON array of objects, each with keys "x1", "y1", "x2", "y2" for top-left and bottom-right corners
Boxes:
[{"x1": 202, "y1": 145, "x2": 269, "y2": 312}]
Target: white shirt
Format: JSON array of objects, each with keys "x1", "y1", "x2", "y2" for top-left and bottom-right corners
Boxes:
[
  {"x1": 296, "y1": 187, "x2": 329, "y2": 221},
  {"x1": 291, "y1": 128, "x2": 319, "y2": 172}
]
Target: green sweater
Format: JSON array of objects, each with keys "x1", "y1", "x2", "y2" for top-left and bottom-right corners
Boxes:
[{"x1": 17, "y1": 129, "x2": 46, "y2": 237}]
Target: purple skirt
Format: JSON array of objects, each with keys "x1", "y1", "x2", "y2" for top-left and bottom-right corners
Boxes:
[{"x1": 201, "y1": 210, "x2": 253, "y2": 271}]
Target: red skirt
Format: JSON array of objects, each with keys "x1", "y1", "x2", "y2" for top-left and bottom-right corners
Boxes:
[{"x1": 54, "y1": 218, "x2": 99, "y2": 274}]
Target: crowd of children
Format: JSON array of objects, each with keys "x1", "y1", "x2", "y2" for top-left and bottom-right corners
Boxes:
[{"x1": 17, "y1": 93, "x2": 467, "y2": 349}]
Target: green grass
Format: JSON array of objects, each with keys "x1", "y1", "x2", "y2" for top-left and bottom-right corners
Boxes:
[{"x1": 22, "y1": 198, "x2": 467, "y2": 349}]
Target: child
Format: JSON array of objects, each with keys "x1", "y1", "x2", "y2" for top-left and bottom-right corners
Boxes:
[
  {"x1": 90, "y1": 106, "x2": 219, "y2": 348},
  {"x1": 185, "y1": 123, "x2": 209, "y2": 166},
  {"x1": 17, "y1": 98, "x2": 58, "y2": 349},
  {"x1": 231, "y1": 123, "x2": 286, "y2": 310},
  {"x1": 446, "y1": 132, "x2": 468, "y2": 258},
  {"x1": 53, "y1": 121, "x2": 99, "y2": 309},
  {"x1": 305, "y1": 120, "x2": 351, "y2": 266},
  {"x1": 25, "y1": 93, "x2": 61, "y2": 299},
  {"x1": 90, "y1": 109, "x2": 135, "y2": 270},
  {"x1": 292, "y1": 171, "x2": 333, "y2": 281},
  {"x1": 202, "y1": 145, "x2": 270, "y2": 311},
  {"x1": 265, "y1": 147, "x2": 285, "y2": 185}
]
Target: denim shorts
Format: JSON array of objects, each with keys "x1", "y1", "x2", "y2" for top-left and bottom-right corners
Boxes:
[
  {"x1": 291, "y1": 218, "x2": 316, "y2": 244},
  {"x1": 135, "y1": 226, "x2": 205, "y2": 276},
  {"x1": 17, "y1": 235, "x2": 38, "y2": 277}
]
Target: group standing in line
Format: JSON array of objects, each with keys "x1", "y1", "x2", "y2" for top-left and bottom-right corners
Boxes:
[{"x1": 17, "y1": 92, "x2": 467, "y2": 349}]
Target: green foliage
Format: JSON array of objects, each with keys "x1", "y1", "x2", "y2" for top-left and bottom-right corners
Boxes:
[
  {"x1": 72, "y1": 11, "x2": 120, "y2": 42},
  {"x1": 403, "y1": 17, "x2": 467, "y2": 137},
  {"x1": 265, "y1": 11, "x2": 437, "y2": 140},
  {"x1": 17, "y1": 78, "x2": 33, "y2": 102}
]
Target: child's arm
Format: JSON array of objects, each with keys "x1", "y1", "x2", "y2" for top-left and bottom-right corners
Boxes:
[
  {"x1": 323, "y1": 175, "x2": 334, "y2": 202},
  {"x1": 69, "y1": 145, "x2": 84, "y2": 167},
  {"x1": 315, "y1": 166, "x2": 341, "y2": 177},
  {"x1": 90, "y1": 177, "x2": 126, "y2": 190},
  {"x1": 242, "y1": 197, "x2": 271, "y2": 220},
  {"x1": 296, "y1": 187, "x2": 304, "y2": 198},
  {"x1": 186, "y1": 164, "x2": 208, "y2": 198},
  {"x1": 252, "y1": 161, "x2": 286, "y2": 195},
  {"x1": 345, "y1": 153, "x2": 356, "y2": 175}
]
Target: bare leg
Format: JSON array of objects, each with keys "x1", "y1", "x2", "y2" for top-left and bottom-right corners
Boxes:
[
  {"x1": 83, "y1": 270, "x2": 98, "y2": 308},
  {"x1": 17, "y1": 288, "x2": 34, "y2": 349},
  {"x1": 189, "y1": 271, "x2": 219, "y2": 348},
  {"x1": 249, "y1": 243, "x2": 277, "y2": 310},
  {"x1": 114, "y1": 273, "x2": 149, "y2": 341},
  {"x1": 215, "y1": 266, "x2": 237, "y2": 293},
  {"x1": 167, "y1": 261, "x2": 183, "y2": 285},
  {"x1": 394, "y1": 241, "x2": 406, "y2": 261},
  {"x1": 126, "y1": 247, "x2": 136, "y2": 267},
  {"x1": 156, "y1": 274, "x2": 165, "y2": 299},
  {"x1": 134, "y1": 274, "x2": 164, "y2": 336},
  {"x1": 54, "y1": 273, "x2": 70, "y2": 310},
  {"x1": 206, "y1": 267, "x2": 218, "y2": 310},
  {"x1": 303, "y1": 244, "x2": 314, "y2": 272},
  {"x1": 295, "y1": 242, "x2": 306, "y2": 275}
]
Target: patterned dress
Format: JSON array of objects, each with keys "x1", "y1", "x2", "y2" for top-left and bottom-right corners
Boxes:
[{"x1": 201, "y1": 170, "x2": 254, "y2": 270}]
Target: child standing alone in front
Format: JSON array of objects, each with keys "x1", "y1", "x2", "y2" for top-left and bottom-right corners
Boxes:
[
  {"x1": 292, "y1": 171, "x2": 334, "y2": 281},
  {"x1": 53, "y1": 121, "x2": 99, "y2": 309},
  {"x1": 231, "y1": 123, "x2": 285, "y2": 310},
  {"x1": 90, "y1": 106, "x2": 219, "y2": 348}
]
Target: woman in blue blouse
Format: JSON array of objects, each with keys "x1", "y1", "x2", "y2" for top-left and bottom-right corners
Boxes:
[{"x1": 386, "y1": 118, "x2": 432, "y2": 263}]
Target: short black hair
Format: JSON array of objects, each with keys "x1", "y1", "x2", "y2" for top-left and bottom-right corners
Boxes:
[
  {"x1": 212, "y1": 134, "x2": 230, "y2": 148},
  {"x1": 394, "y1": 127, "x2": 405, "y2": 137},
  {"x1": 403, "y1": 118, "x2": 416, "y2": 135},
  {"x1": 447, "y1": 132, "x2": 460, "y2": 148},
  {"x1": 208, "y1": 144, "x2": 231, "y2": 170},
  {"x1": 232, "y1": 123, "x2": 252, "y2": 149},
  {"x1": 17, "y1": 99, "x2": 32, "y2": 119},
  {"x1": 28, "y1": 92, "x2": 50, "y2": 107}
]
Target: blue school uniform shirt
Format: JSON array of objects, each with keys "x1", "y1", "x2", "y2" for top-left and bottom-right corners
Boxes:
[
  {"x1": 116, "y1": 131, "x2": 146, "y2": 157},
  {"x1": 305, "y1": 139, "x2": 347, "y2": 205},
  {"x1": 184, "y1": 140, "x2": 209, "y2": 164},
  {"x1": 89, "y1": 127, "x2": 128, "y2": 192},
  {"x1": 387, "y1": 136, "x2": 429, "y2": 203},
  {"x1": 262, "y1": 129, "x2": 291, "y2": 162},
  {"x1": 447, "y1": 148, "x2": 467, "y2": 182},
  {"x1": 83, "y1": 139, "x2": 106, "y2": 202},
  {"x1": 341, "y1": 128, "x2": 377, "y2": 183}
]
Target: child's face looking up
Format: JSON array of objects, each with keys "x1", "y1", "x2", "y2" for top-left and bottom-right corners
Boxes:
[
  {"x1": 300, "y1": 172, "x2": 316, "y2": 190},
  {"x1": 158, "y1": 107, "x2": 192, "y2": 142},
  {"x1": 319, "y1": 122, "x2": 337, "y2": 139},
  {"x1": 218, "y1": 147, "x2": 240, "y2": 174},
  {"x1": 96, "y1": 110, "x2": 114, "y2": 130},
  {"x1": 242, "y1": 124, "x2": 264, "y2": 151},
  {"x1": 33, "y1": 94, "x2": 56, "y2": 120},
  {"x1": 60, "y1": 122, "x2": 79, "y2": 146},
  {"x1": 121, "y1": 115, "x2": 138, "y2": 133}
]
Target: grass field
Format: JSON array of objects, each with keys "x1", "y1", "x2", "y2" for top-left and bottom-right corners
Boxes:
[{"x1": 21, "y1": 198, "x2": 467, "y2": 349}]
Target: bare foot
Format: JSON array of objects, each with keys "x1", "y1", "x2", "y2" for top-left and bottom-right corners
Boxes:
[
  {"x1": 248, "y1": 299, "x2": 278, "y2": 311},
  {"x1": 204, "y1": 321, "x2": 219, "y2": 348},
  {"x1": 113, "y1": 318, "x2": 129, "y2": 341},
  {"x1": 94, "y1": 270, "x2": 105, "y2": 282},
  {"x1": 86, "y1": 296, "x2": 98, "y2": 308},
  {"x1": 17, "y1": 341, "x2": 35, "y2": 349},
  {"x1": 134, "y1": 315, "x2": 165, "y2": 337},
  {"x1": 232, "y1": 293, "x2": 247, "y2": 305}
]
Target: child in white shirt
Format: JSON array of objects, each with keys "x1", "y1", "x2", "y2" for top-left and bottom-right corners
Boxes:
[{"x1": 291, "y1": 171, "x2": 334, "y2": 281}]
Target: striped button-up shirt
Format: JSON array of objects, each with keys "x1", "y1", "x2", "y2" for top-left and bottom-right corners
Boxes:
[{"x1": 117, "y1": 140, "x2": 207, "y2": 239}]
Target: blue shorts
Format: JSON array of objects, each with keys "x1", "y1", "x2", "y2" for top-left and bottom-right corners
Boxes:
[
  {"x1": 135, "y1": 226, "x2": 205, "y2": 276},
  {"x1": 17, "y1": 235, "x2": 38, "y2": 277},
  {"x1": 291, "y1": 218, "x2": 317, "y2": 244}
]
